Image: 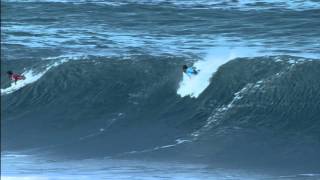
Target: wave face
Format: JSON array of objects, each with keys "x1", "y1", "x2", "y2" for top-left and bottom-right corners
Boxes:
[{"x1": 2, "y1": 55, "x2": 320, "y2": 169}]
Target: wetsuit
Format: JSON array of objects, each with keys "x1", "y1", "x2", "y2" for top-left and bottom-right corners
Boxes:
[
  {"x1": 10, "y1": 73, "x2": 25, "y2": 82},
  {"x1": 185, "y1": 67, "x2": 198, "y2": 76}
]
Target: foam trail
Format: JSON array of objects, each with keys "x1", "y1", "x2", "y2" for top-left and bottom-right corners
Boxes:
[
  {"x1": 1, "y1": 60, "x2": 67, "y2": 96},
  {"x1": 177, "y1": 46, "x2": 260, "y2": 98}
]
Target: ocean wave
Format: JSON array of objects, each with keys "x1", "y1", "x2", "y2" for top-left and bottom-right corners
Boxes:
[
  {"x1": 1, "y1": 55, "x2": 320, "y2": 169},
  {"x1": 1, "y1": 58, "x2": 68, "y2": 95},
  {"x1": 2, "y1": 0, "x2": 320, "y2": 60}
]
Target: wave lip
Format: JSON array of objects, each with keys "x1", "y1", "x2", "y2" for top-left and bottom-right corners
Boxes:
[
  {"x1": 1, "y1": 59, "x2": 67, "y2": 96},
  {"x1": 177, "y1": 47, "x2": 261, "y2": 98}
]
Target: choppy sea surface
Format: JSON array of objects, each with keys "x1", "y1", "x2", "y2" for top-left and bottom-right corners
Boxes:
[
  {"x1": 1, "y1": 0, "x2": 320, "y2": 179},
  {"x1": 2, "y1": 153, "x2": 320, "y2": 180},
  {"x1": 2, "y1": 0, "x2": 320, "y2": 60}
]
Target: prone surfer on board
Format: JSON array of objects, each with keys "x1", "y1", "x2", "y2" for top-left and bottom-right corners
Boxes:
[
  {"x1": 182, "y1": 65, "x2": 199, "y2": 78},
  {"x1": 7, "y1": 71, "x2": 25, "y2": 84}
]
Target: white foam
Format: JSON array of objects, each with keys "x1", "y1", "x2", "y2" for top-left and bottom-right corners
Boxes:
[
  {"x1": 2, "y1": 176, "x2": 48, "y2": 180},
  {"x1": 177, "y1": 46, "x2": 260, "y2": 98},
  {"x1": 1, "y1": 60, "x2": 67, "y2": 96},
  {"x1": 2, "y1": 152, "x2": 273, "y2": 180},
  {"x1": 119, "y1": 138, "x2": 192, "y2": 156}
]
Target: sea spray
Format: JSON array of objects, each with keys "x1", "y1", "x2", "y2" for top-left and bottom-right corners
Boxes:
[{"x1": 177, "y1": 46, "x2": 261, "y2": 98}]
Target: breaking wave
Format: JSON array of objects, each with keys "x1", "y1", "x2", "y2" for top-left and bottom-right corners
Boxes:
[{"x1": 1, "y1": 55, "x2": 320, "y2": 170}]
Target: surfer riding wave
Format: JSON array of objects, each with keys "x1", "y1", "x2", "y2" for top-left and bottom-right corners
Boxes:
[{"x1": 7, "y1": 71, "x2": 26, "y2": 84}]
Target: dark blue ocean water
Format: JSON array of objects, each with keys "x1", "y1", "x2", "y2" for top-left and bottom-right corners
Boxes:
[
  {"x1": 2, "y1": 0, "x2": 320, "y2": 61},
  {"x1": 2, "y1": 0, "x2": 320, "y2": 179}
]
